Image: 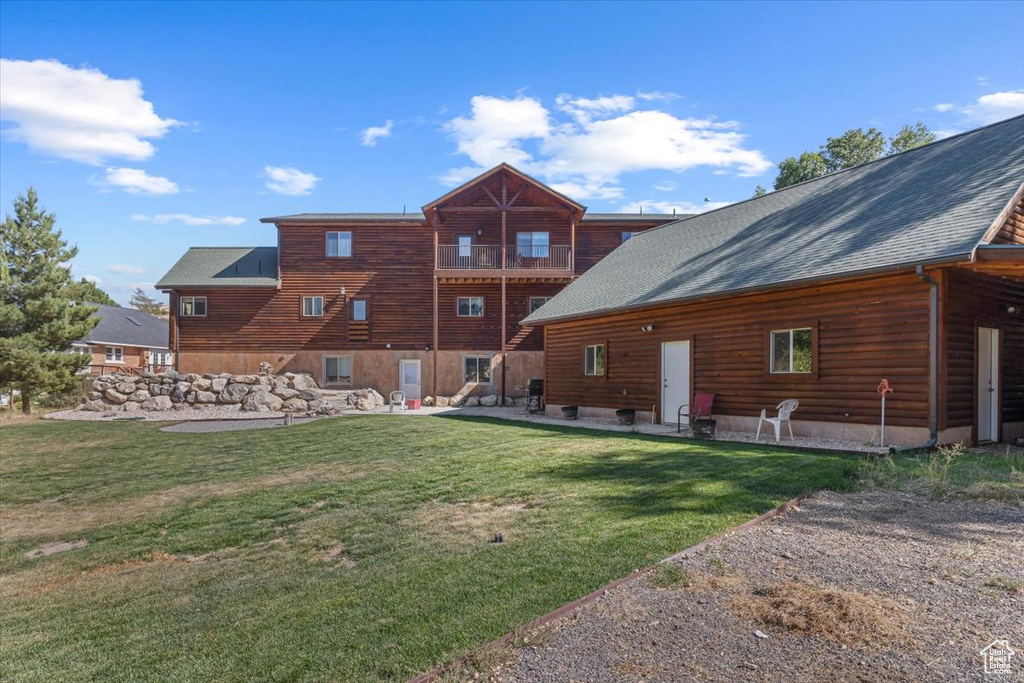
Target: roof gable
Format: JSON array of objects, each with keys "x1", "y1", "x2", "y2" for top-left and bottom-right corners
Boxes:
[
  {"x1": 525, "y1": 115, "x2": 1024, "y2": 325},
  {"x1": 80, "y1": 304, "x2": 169, "y2": 349}
]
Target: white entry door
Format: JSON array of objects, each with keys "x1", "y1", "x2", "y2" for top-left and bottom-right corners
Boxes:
[
  {"x1": 400, "y1": 359, "x2": 421, "y2": 400},
  {"x1": 977, "y1": 327, "x2": 1000, "y2": 442},
  {"x1": 661, "y1": 341, "x2": 691, "y2": 426}
]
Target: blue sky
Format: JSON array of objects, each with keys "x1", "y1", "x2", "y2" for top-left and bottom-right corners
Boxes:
[{"x1": 2, "y1": 0, "x2": 1022, "y2": 306}]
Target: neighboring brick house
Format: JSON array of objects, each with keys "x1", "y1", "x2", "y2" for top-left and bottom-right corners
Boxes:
[
  {"x1": 73, "y1": 303, "x2": 173, "y2": 376},
  {"x1": 157, "y1": 164, "x2": 684, "y2": 400}
]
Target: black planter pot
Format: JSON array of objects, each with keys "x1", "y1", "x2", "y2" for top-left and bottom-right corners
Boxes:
[
  {"x1": 561, "y1": 405, "x2": 579, "y2": 420},
  {"x1": 616, "y1": 409, "x2": 636, "y2": 425},
  {"x1": 692, "y1": 418, "x2": 717, "y2": 438}
]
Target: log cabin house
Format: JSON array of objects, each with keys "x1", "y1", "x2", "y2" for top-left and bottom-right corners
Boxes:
[
  {"x1": 72, "y1": 303, "x2": 173, "y2": 376},
  {"x1": 523, "y1": 115, "x2": 1024, "y2": 447},
  {"x1": 156, "y1": 164, "x2": 682, "y2": 401}
]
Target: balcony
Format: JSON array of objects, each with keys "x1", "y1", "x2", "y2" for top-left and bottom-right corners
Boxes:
[{"x1": 435, "y1": 245, "x2": 572, "y2": 281}]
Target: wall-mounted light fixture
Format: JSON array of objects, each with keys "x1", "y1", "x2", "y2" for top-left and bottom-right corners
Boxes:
[
  {"x1": 640, "y1": 324, "x2": 654, "y2": 333},
  {"x1": 340, "y1": 285, "x2": 346, "y2": 295},
  {"x1": 1008, "y1": 304, "x2": 1019, "y2": 314}
]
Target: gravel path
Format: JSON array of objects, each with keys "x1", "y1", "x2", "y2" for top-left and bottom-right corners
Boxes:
[{"x1": 494, "y1": 491, "x2": 1023, "y2": 682}]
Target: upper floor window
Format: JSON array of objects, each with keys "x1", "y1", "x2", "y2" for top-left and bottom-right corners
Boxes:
[
  {"x1": 351, "y1": 299, "x2": 368, "y2": 321},
  {"x1": 457, "y1": 296, "x2": 484, "y2": 317},
  {"x1": 770, "y1": 328, "x2": 813, "y2": 374},
  {"x1": 180, "y1": 296, "x2": 207, "y2": 317},
  {"x1": 302, "y1": 296, "x2": 324, "y2": 317},
  {"x1": 105, "y1": 346, "x2": 124, "y2": 363},
  {"x1": 516, "y1": 231, "x2": 549, "y2": 258},
  {"x1": 529, "y1": 297, "x2": 551, "y2": 314},
  {"x1": 584, "y1": 344, "x2": 605, "y2": 376},
  {"x1": 622, "y1": 231, "x2": 640, "y2": 243},
  {"x1": 326, "y1": 231, "x2": 352, "y2": 258}
]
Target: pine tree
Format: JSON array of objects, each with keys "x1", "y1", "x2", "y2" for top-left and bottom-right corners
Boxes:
[
  {"x1": 130, "y1": 287, "x2": 165, "y2": 316},
  {"x1": 0, "y1": 188, "x2": 98, "y2": 413},
  {"x1": 68, "y1": 277, "x2": 118, "y2": 306}
]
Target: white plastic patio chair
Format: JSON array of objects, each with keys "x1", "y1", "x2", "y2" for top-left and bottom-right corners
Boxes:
[
  {"x1": 389, "y1": 391, "x2": 406, "y2": 413},
  {"x1": 756, "y1": 399, "x2": 799, "y2": 442}
]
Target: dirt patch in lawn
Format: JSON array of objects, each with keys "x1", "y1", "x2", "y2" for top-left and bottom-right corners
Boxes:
[
  {"x1": 492, "y1": 491, "x2": 1024, "y2": 682},
  {"x1": 416, "y1": 500, "x2": 533, "y2": 548},
  {"x1": 24, "y1": 539, "x2": 89, "y2": 559},
  {"x1": 311, "y1": 542, "x2": 356, "y2": 569},
  {"x1": 0, "y1": 463, "x2": 387, "y2": 540}
]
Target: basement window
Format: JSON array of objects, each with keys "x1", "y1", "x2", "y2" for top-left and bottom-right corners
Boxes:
[
  {"x1": 464, "y1": 356, "x2": 492, "y2": 384},
  {"x1": 324, "y1": 355, "x2": 353, "y2": 385},
  {"x1": 770, "y1": 328, "x2": 813, "y2": 374},
  {"x1": 179, "y1": 296, "x2": 207, "y2": 316},
  {"x1": 584, "y1": 344, "x2": 605, "y2": 376},
  {"x1": 302, "y1": 296, "x2": 324, "y2": 317}
]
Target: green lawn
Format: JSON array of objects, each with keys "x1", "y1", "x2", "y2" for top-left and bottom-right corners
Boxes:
[{"x1": 0, "y1": 415, "x2": 858, "y2": 682}]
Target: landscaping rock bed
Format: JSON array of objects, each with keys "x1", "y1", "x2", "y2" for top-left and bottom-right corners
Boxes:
[
  {"x1": 492, "y1": 491, "x2": 1024, "y2": 682},
  {"x1": 74, "y1": 371, "x2": 386, "y2": 416}
]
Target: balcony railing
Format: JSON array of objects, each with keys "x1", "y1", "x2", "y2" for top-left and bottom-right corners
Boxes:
[{"x1": 436, "y1": 245, "x2": 571, "y2": 271}]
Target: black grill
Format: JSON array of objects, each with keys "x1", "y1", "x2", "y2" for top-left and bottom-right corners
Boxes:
[{"x1": 527, "y1": 379, "x2": 544, "y2": 413}]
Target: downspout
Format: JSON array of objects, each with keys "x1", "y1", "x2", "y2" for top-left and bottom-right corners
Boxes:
[{"x1": 891, "y1": 266, "x2": 939, "y2": 453}]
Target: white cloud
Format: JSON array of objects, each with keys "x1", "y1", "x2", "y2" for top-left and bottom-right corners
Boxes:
[
  {"x1": 263, "y1": 166, "x2": 320, "y2": 196},
  {"x1": 619, "y1": 199, "x2": 733, "y2": 215},
  {"x1": 360, "y1": 120, "x2": 393, "y2": 146},
  {"x1": 131, "y1": 213, "x2": 246, "y2": 226},
  {"x1": 636, "y1": 90, "x2": 682, "y2": 102},
  {"x1": 933, "y1": 103, "x2": 955, "y2": 113},
  {"x1": 654, "y1": 181, "x2": 677, "y2": 192},
  {"x1": 442, "y1": 94, "x2": 771, "y2": 199},
  {"x1": 107, "y1": 264, "x2": 146, "y2": 275},
  {"x1": 100, "y1": 167, "x2": 179, "y2": 195},
  {"x1": 963, "y1": 91, "x2": 1024, "y2": 124},
  {"x1": 0, "y1": 58, "x2": 180, "y2": 164}
]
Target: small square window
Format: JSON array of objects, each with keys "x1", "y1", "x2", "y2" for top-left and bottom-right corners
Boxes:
[
  {"x1": 351, "y1": 299, "x2": 368, "y2": 321},
  {"x1": 179, "y1": 296, "x2": 207, "y2": 316},
  {"x1": 584, "y1": 344, "x2": 605, "y2": 376},
  {"x1": 302, "y1": 296, "x2": 324, "y2": 317},
  {"x1": 105, "y1": 346, "x2": 124, "y2": 363},
  {"x1": 621, "y1": 231, "x2": 639, "y2": 243},
  {"x1": 529, "y1": 297, "x2": 550, "y2": 314},
  {"x1": 457, "y1": 296, "x2": 484, "y2": 317},
  {"x1": 324, "y1": 356, "x2": 353, "y2": 384},
  {"x1": 463, "y1": 356, "x2": 492, "y2": 384},
  {"x1": 770, "y1": 328, "x2": 813, "y2": 374},
  {"x1": 326, "y1": 231, "x2": 352, "y2": 258},
  {"x1": 516, "y1": 232, "x2": 550, "y2": 258}
]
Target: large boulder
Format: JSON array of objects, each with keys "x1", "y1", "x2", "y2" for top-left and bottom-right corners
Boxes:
[
  {"x1": 211, "y1": 377, "x2": 228, "y2": 393},
  {"x1": 250, "y1": 383, "x2": 272, "y2": 393},
  {"x1": 422, "y1": 396, "x2": 434, "y2": 406},
  {"x1": 435, "y1": 396, "x2": 450, "y2": 408},
  {"x1": 104, "y1": 389, "x2": 128, "y2": 405},
  {"x1": 235, "y1": 374, "x2": 257, "y2": 385},
  {"x1": 281, "y1": 397, "x2": 308, "y2": 413},
  {"x1": 170, "y1": 388, "x2": 187, "y2": 403},
  {"x1": 479, "y1": 395, "x2": 498, "y2": 407},
  {"x1": 91, "y1": 379, "x2": 110, "y2": 392},
  {"x1": 242, "y1": 391, "x2": 283, "y2": 412},
  {"x1": 194, "y1": 391, "x2": 217, "y2": 404},
  {"x1": 354, "y1": 397, "x2": 374, "y2": 411},
  {"x1": 464, "y1": 396, "x2": 480, "y2": 407},
  {"x1": 273, "y1": 386, "x2": 299, "y2": 400},
  {"x1": 296, "y1": 388, "x2": 321, "y2": 401},
  {"x1": 82, "y1": 399, "x2": 111, "y2": 412},
  {"x1": 219, "y1": 383, "x2": 250, "y2": 404},
  {"x1": 115, "y1": 381, "x2": 136, "y2": 394},
  {"x1": 128, "y1": 390, "x2": 150, "y2": 403},
  {"x1": 148, "y1": 383, "x2": 162, "y2": 395},
  {"x1": 142, "y1": 395, "x2": 173, "y2": 411},
  {"x1": 86, "y1": 391, "x2": 103, "y2": 401},
  {"x1": 185, "y1": 373, "x2": 201, "y2": 382},
  {"x1": 192, "y1": 377, "x2": 213, "y2": 391},
  {"x1": 290, "y1": 374, "x2": 318, "y2": 391},
  {"x1": 449, "y1": 395, "x2": 464, "y2": 407}
]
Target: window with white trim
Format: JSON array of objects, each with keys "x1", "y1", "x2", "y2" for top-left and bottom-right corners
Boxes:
[
  {"x1": 149, "y1": 351, "x2": 171, "y2": 366},
  {"x1": 529, "y1": 297, "x2": 551, "y2": 314},
  {"x1": 179, "y1": 296, "x2": 207, "y2": 316},
  {"x1": 105, "y1": 346, "x2": 124, "y2": 363},
  {"x1": 324, "y1": 355, "x2": 353, "y2": 384},
  {"x1": 584, "y1": 344, "x2": 605, "y2": 376},
  {"x1": 464, "y1": 356, "x2": 492, "y2": 384},
  {"x1": 456, "y1": 234, "x2": 473, "y2": 258},
  {"x1": 351, "y1": 299, "x2": 368, "y2": 321},
  {"x1": 302, "y1": 296, "x2": 324, "y2": 317},
  {"x1": 326, "y1": 231, "x2": 352, "y2": 258},
  {"x1": 457, "y1": 296, "x2": 484, "y2": 317},
  {"x1": 770, "y1": 328, "x2": 813, "y2": 374},
  {"x1": 516, "y1": 231, "x2": 549, "y2": 258}
]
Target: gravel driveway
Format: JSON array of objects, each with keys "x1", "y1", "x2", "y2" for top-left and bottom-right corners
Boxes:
[{"x1": 493, "y1": 491, "x2": 1023, "y2": 682}]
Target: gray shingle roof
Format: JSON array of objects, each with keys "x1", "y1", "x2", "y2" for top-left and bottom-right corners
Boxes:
[
  {"x1": 525, "y1": 115, "x2": 1024, "y2": 326},
  {"x1": 580, "y1": 213, "x2": 691, "y2": 222},
  {"x1": 260, "y1": 213, "x2": 426, "y2": 224},
  {"x1": 79, "y1": 304, "x2": 169, "y2": 349},
  {"x1": 156, "y1": 247, "x2": 279, "y2": 289}
]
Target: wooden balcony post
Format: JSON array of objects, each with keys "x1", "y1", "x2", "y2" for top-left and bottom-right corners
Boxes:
[
  {"x1": 432, "y1": 213, "x2": 440, "y2": 400},
  {"x1": 569, "y1": 213, "x2": 576, "y2": 275}
]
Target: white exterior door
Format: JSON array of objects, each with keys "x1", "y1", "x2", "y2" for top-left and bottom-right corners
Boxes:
[
  {"x1": 661, "y1": 341, "x2": 691, "y2": 426},
  {"x1": 977, "y1": 327, "x2": 1000, "y2": 442},
  {"x1": 400, "y1": 359, "x2": 421, "y2": 400}
]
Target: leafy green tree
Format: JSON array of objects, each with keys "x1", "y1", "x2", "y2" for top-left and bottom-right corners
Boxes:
[
  {"x1": 821, "y1": 128, "x2": 886, "y2": 172},
  {"x1": 752, "y1": 185, "x2": 768, "y2": 198},
  {"x1": 68, "y1": 277, "x2": 118, "y2": 306},
  {"x1": 773, "y1": 152, "x2": 828, "y2": 190},
  {"x1": 130, "y1": 287, "x2": 164, "y2": 316},
  {"x1": 888, "y1": 122, "x2": 935, "y2": 155},
  {"x1": 0, "y1": 188, "x2": 97, "y2": 413}
]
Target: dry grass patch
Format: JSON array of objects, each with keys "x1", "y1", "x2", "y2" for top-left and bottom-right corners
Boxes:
[
  {"x1": 416, "y1": 500, "x2": 534, "y2": 548},
  {"x1": 732, "y1": 580, "x2": 912, "y2": 649},
  {"x1": 311, "y1": 542, "x2": 356, "y2": 569},
  {"x1": 24, "y1": 539, "x2": 88, "y2": 559}
]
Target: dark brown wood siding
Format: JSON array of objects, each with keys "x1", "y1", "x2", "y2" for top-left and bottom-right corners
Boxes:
[
  {"x1": 574, "y1": 221, "x2": 670, "y2": 274},
  {"x1": 991, "y1": 196, "x2": 1024, "y2": 245},
  {"x1": 944, "y1": 269, "x2": 1024, "y2": 429},
  {"x1": 543, "y1": 272, "x2": 933, "y2": 427}
]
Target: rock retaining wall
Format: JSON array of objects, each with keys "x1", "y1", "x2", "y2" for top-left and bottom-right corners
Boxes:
[{"x1": 81, "y1": 372, "x2": 386, "y2": 414}]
